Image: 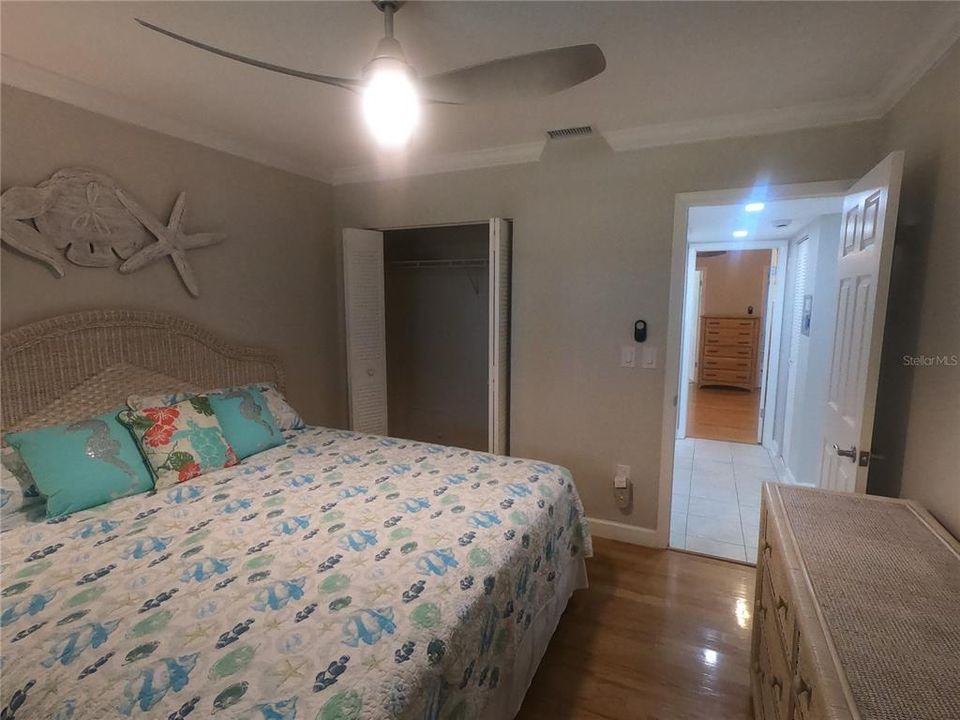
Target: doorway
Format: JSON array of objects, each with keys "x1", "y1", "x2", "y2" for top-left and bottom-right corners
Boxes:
[
  {"x1": 341, "y1": 219, "x2": 512, "y2": 454},
  {"x1": 669, "y1": 190, "x2": 850, "y2": 563},
  {"x1": 683, "y1": 248, "x2": 775, "y2": 444},
  {"x1": 663, "y1": 155, "x2": 903, "y2": 564}
]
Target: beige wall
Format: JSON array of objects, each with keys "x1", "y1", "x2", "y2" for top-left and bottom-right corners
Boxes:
[
  {"x1": 335, "y1": 124, "x2": 883, "y2": 529},
  {"x1": 0, "y1": 86, "x2": 346, "y2": 427},
  {"x1": 696, "y1": 249, "x2": 771, "y2": 317},
  {"x1": 870, "y1": 41, "x2": 960, "y2": 536}
]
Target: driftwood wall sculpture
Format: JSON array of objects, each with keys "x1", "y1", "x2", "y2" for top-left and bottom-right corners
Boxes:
[{"x1": 0, "y1": 168, "x2": 225, "y2": 297}]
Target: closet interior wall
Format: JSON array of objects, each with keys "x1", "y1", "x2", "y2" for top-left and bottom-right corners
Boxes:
[{"x1": 384, "y1": 224, "x2": 489, "y2": 450}]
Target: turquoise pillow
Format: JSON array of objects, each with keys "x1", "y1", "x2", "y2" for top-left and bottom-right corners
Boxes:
[
  {"x1": 5, "y1": 408, "x2": 154, "y2": 518},
  {"x1": 209, "y1": 386, "x2": 283, "y2": 459}
]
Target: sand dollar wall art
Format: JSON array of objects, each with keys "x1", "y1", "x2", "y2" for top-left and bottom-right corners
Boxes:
[{"x1": 1, "y1": 168, "x2": 225, "y2": 297}]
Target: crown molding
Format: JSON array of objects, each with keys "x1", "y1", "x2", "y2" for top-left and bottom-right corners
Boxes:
[
  {"x1": 872, "y1": 7, "x2": 960, "y2": 115},
  {"x1": 5, "y1": 12, "x2": 957, "y2": 188},
  {"x1": 1, "y1": 55, "x2": 332, "y2": 184},
  {"x1": 330, "y1": 140, "x2": 546, "y2": 186},
  {"x1": 604, "y1": 96, "x2": 881, "y2": 153}
]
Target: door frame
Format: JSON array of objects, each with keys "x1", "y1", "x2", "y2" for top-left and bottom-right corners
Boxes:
[
  {"x1": 657, "y1": 179, "x2": 851, "y2": 548},
  {"x1": 677, "y1": 240, "x2": 788, "y2": 443},
  {"x1": 680, "y1": 268, "x2": 704, "y2": 395}
]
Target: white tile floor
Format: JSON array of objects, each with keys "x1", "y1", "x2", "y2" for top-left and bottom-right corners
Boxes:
[{"x1": 670, "y1": 438, "x2": 780, "y2": 564}]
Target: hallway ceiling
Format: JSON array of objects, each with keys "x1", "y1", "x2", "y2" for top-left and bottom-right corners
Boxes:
[
  {"x1": 2, "y1": 2, "x2": 957, "y2": 182},
  {"x1": 689, "y1": 197, "x2": 844, "y2": 245}
]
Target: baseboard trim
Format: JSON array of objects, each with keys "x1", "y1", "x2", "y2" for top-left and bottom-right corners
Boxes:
[{"x1": 586, "y1": 517, "x2": 662, "y2": 548}]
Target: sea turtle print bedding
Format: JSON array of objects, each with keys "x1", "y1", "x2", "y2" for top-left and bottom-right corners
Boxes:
[{"x1": 0, "y1": 426, "x2": 591, "y2": 720}]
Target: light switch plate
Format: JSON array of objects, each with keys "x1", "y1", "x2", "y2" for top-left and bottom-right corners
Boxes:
[
  {"x1": 620, "y1": 345, "x2": 636, "y2": 368},
  {"x1": 641, "y1": 346, "x2": 658, "y2": 368}
]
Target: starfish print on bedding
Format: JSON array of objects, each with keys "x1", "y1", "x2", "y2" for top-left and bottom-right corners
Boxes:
[
  {"x1": 270, "y1": 658, "x2": 307, "y2": 689},
  {"x1": 114, "y1": 188, "x2": 224, "y2": 297},
  {"x1": 361, "y1": 655, "x2": 384, "y2": 672},
  {"x1": 182, "y1": 623, "x2": 213, "y2": 645}
]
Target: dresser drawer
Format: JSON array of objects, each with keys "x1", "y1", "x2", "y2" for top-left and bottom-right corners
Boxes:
[
  {"x1": 793, "y1": 639, "x2": 829, "y2": 720},
  {"x1": 704, "y1": 327, "x2": 754, "y2": 345},
  {"x1": 701, "y1": 368, "x2": 751, "y2": 385},
  {"x1": 761, "y1": 587, "x2": 793, "y2": 720},
  {"x1": 704, "y1": 317, "x2": 756, "y2": 330},
  {"x1": 703, "y1": 356, "x2": 752, "y2": 372},
  {"x1": 703, "y1": 343, "x2": 754, "y2": 359},
  {"x1": 757, "y1": 625, "x2": 790, "y2": 720},
  {"x1": 760, "y1": 523, "x2": 797, "y2": 664}
]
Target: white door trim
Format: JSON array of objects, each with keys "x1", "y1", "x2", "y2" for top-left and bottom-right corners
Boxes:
[{"x1": 657, "y1": 179, "x2": 852, "y2": 548}]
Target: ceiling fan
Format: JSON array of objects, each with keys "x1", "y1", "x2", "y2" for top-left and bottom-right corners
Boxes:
[{"x1": 136, "y1": 1, "x2": 606, "y2": 147}]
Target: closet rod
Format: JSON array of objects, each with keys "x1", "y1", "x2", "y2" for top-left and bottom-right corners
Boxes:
[{"x1": 388, "y1": 258, "x2": 488, "y2": 269}]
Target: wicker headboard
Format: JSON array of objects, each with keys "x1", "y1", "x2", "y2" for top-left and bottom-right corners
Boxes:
[{"x1": 1, "y1": 309, "x2": 284, "y2": 429}]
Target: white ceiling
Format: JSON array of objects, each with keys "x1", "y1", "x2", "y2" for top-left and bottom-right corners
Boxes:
[
  {"x1": 688, "y1": 196, "x2": 844, "y2": 245},
  {"x1": 2, "y1": 2, "x2": 958, "y2": 183}
]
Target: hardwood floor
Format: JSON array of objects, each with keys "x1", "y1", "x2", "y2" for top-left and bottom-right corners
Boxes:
[
  {"x1": 686, "y1": 385, "x2": 760, "y2": 444},
  {"x1": 517, "y1": 538, "x2": 755, "y2": 720}
]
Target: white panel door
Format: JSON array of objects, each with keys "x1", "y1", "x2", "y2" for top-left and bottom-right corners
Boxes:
[
  {"x1": 488, "y1": 218, "x2": 512, "y2": 455},
  {"x1": 819, "y1": 152, "x2": 903, "y2": 492},
  {"x1": 342, "y1": 228, "x2": 388, "y2": 435}
]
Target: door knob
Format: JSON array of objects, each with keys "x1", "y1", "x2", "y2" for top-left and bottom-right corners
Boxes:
[
  {"x1": 832, "y1": 443, "x2": 857, "y2": 462},
  {"x1": 366, "y1": 368, "x2": 375, "y2": 377}
]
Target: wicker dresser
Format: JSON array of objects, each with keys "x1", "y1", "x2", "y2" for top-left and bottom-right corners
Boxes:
[
  {"x1": 751, "y1": 484, "x2": 960, "y2": 720},
  {"x1": 698, "y1": 315, "x2": 760, "y2": 390}
]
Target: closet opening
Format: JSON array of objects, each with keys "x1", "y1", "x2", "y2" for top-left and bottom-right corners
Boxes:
[
  {"x1": 384, "y1": 224, "x2": 490, "y2": 451},
  {"x1": 342, "y1": 219, "x2": 512, "y2": 455}
]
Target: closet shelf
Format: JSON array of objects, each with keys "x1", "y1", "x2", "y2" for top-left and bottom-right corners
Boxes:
[{"x1": 388, "y1": 258, "x2": 489, "y2": 269}]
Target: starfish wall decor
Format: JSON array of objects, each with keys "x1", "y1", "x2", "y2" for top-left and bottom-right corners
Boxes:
[{"x1": 0, "y1": 168, "x2": 226, "y2": 297}]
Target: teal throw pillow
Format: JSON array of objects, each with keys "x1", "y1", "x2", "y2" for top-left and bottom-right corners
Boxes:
[
  {"x1": 5, "y1": 408, "x2": 154, "y2": 518},
  {"x1": 209, "y1": 386, "x2": 283, "y2": 459}
]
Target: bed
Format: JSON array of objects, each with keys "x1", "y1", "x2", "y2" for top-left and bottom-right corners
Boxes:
[{"x1": 0, "y1": 310, "x2": 591, "y2": 720}]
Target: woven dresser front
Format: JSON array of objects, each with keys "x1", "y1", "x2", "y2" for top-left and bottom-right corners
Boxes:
[{"x1": 750, "y1": 484, "x2": 960, "y2": 720}]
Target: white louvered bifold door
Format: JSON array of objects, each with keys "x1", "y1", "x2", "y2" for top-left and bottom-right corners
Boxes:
[
  {"x1": 782, "y1": 237, "x2": 809, "y2": 467},
  {"x1": 488, "y1": 218, "x2": 512, "y2": 455},
  {"x1": 342, "y1": 228, "x2": 388, "y2": 435},
  {"x1": 818, "y1": 152, "x2": 903, "y2": 493}
]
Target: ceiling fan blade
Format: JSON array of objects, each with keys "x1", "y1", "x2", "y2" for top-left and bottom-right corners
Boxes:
[
  {"x1": 419, "y1": 43, "x2": 605, "y2": 105},
  {"x1": 135, "y1": 19, "x2": 362, "y2": 93}
]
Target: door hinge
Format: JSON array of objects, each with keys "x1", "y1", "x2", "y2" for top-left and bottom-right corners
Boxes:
[
  {"x1": 858, "y1": 450, "x2": 871, "y2": 467},
  {"x1": 673, "y1": 395, "x2": 678, "y2": 407},
  {"x1": 759, "y1": 408, "x2": 765, "y2": 419}
]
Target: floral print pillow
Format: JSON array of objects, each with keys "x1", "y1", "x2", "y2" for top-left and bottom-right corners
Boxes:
[
  {"x1": 119, "y1": 396, "x2": 238, "y2": 489},
  {"x1": 128, "y1": 382, "x2": 305, "y2": 432}
]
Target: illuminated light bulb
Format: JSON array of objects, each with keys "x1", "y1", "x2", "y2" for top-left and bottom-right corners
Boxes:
[
  {"x1": 732, "y1": 229, "x2": 749, "y2": 238},
  {"x1": 745, "y1": 202, "x2": 765, "y2": 213},
  {"x1": 362, "y1": 61, "x2": 420, "y2": 148}
]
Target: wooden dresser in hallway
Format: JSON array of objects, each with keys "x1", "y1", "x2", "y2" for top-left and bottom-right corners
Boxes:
[{"x1": 699, "y1": 315, "x2": 761, "y2": 390}]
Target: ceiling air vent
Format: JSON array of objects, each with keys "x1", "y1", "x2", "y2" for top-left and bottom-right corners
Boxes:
[{"x1": 546, "y1": 125, "x2": 593, "y2": 140}]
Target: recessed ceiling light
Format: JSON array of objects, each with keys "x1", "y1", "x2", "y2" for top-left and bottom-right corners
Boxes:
[
  {"x1": 732, "y1": 229, "x2": 749, "y2": 238},
  {"x1": 745, "y1": 202, "x2": 765, "y2": 213}
]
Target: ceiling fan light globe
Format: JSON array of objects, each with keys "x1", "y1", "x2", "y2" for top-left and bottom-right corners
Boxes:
[{"x1": 362, "y1": 59, "x2": 420, "y2": 148}]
